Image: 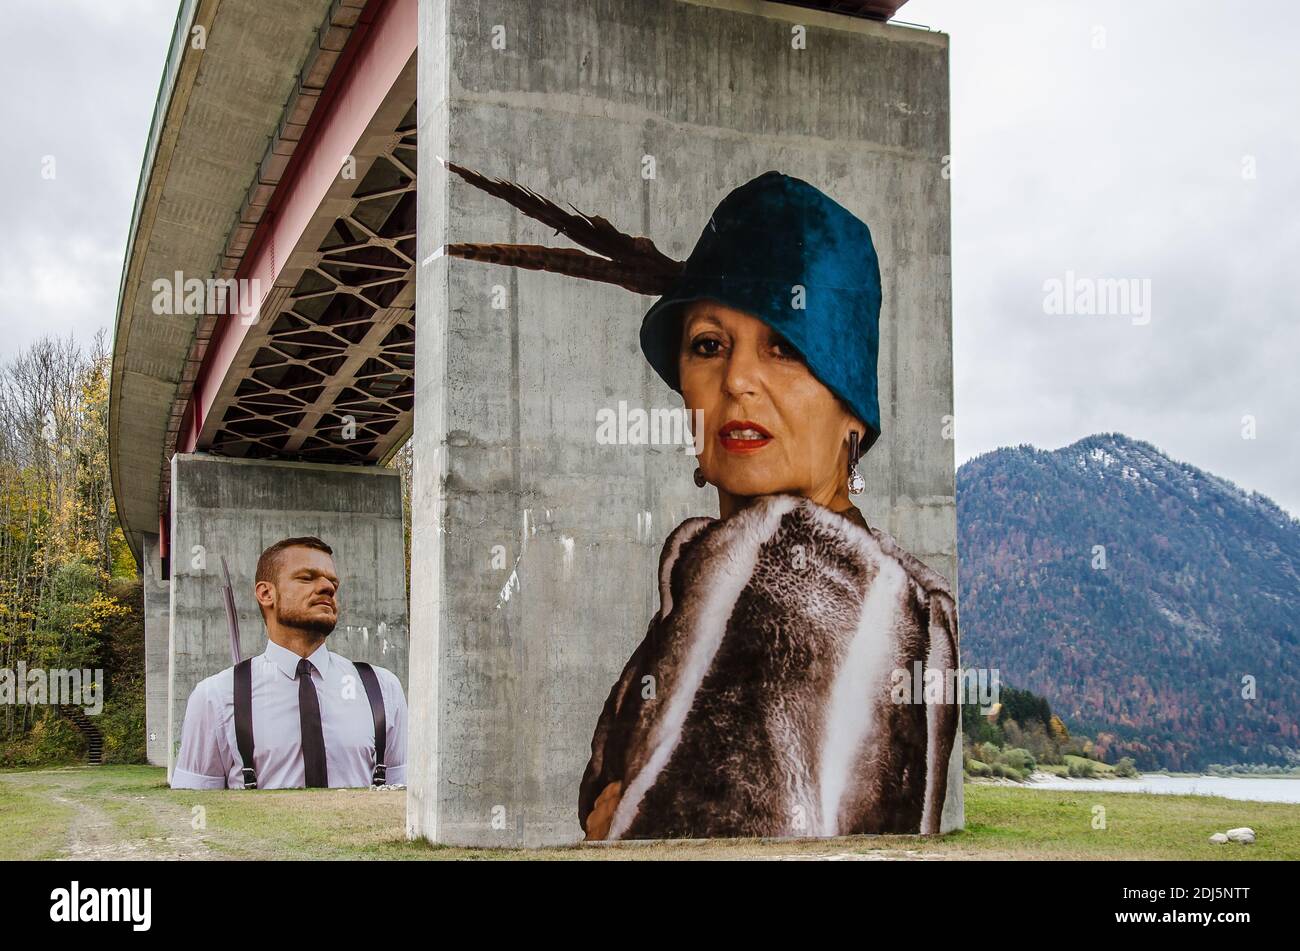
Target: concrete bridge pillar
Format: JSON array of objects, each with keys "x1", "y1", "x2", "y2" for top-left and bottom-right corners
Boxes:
[
  {"x1": 143, "y1": 533, "x2": 170, "y2": 767},
  {"x1": 410, "y1": 0, "x2": 956, "y2": 847},
  {"x1": 165, "y1": 453, "x2": 408, "y2": 777}
]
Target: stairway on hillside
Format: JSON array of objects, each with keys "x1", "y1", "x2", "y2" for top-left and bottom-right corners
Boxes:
[{"x1": 58, "y1": 705, "x2": 104, "y2": 765}]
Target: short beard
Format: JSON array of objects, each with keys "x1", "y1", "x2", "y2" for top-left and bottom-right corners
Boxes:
[{"x1": 275, "y1": 605, "x2": 337, "y2": 637}]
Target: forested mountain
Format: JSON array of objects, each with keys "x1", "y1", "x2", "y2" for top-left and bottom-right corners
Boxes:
[{"x1": 957, "y1": 433, "x2": 1300, "y2": 770}]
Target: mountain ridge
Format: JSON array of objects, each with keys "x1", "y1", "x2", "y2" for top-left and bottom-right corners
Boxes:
[{"x1": 956, "y1": 432, "x2": 1300, "y2": 770}]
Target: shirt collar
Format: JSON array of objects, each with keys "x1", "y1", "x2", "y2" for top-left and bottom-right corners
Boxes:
[{"x1": 263, "y1": 639, "x2": 333, "y2": 680}]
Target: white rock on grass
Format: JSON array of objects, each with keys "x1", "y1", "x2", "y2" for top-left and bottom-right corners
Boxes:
[
  {"x1": 1225, "y1": 827, "x2": 1256, "y2": 844},
  {"x1": 1209, "y1": 833, "x2": 1229, "y2": 844}
]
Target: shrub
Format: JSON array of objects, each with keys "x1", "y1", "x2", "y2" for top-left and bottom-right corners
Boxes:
[
  {"x1": 0, "y1": 712, "x2": 84, "y2": 767},
  {"x1": 990, "y1": 763, "x2": 1029, "y2": 781},
  {"x1": 1001, "y1": 747, "x2": 1037, "y2": 773},
  {"x1": 99, "y1": 682, "x2": 147, "y2": 765},
  {"x1": 1067, "y1": 757, "x2": 1098, "y2": 778}
]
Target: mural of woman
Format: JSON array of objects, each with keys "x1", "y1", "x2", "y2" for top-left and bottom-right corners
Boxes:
[{"x1": 442, "y1": 162, "x2": 959, "y2": 842}]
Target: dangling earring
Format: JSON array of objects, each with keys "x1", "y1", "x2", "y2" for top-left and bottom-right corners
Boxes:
[
  {"x1": 847, "y1": 432, "x2": 865, "y2": 495},
  {"x1": 694, "y1": 467, "x2": 707, "y2": 488}
]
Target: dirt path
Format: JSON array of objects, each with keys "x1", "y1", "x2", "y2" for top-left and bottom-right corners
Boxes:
[{"x1": 2, "y1": 768, "x2": 215, "y2": 861}]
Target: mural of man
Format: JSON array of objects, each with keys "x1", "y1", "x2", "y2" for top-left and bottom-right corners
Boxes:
[{"x1": 171, "y1": 536, "x2": 407, "y2": 790}]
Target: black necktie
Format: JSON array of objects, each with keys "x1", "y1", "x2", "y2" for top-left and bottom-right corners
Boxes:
[{"x1": 296, "y1": 658, "x2": 328, "y2": 788}]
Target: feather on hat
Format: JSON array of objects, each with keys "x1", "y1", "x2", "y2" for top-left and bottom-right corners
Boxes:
[
  {"x1": 439, "y1": 158, "x2": 683, "y2": 295},
  {"x1": 439, "y1": 159, "x2": 883, "y2": 451}
]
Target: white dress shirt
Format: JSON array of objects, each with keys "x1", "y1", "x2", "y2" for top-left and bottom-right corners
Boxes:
[{"x1": 171, "y1": 640, "x2": 407, "y2": 790}]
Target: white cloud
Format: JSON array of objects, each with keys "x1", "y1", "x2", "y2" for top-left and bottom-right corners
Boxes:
[
  {"x1": 905, "y1": 0, "x2": 1300, "y2": 513},
  {"x1": 0, "y1": 0, "x2": 177, "y2": 363}
]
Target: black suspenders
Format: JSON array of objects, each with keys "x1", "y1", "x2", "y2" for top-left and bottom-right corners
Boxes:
[
  {"x1": 352, "y1": 662, "x2": 388, "y2": 787},
  {"x1": 233, "y1": 659, "x2": 257, "y2": 789},
  {"x1": 232, "y1": 656, "x2": 388, "y2": 789}
]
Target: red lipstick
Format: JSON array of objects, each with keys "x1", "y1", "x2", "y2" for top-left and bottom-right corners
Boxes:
[{"x1": 718, "y1": 419, "x2": 773, "y2": 454}]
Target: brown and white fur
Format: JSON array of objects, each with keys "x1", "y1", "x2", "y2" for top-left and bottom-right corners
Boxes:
[{"x1": 579, "y1": 495, "x2": 960, "y2": 840}]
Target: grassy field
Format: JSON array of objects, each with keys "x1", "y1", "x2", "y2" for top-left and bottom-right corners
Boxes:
[{"x1": 1, "y1": 765, "x2": 1297, "y2": 860}]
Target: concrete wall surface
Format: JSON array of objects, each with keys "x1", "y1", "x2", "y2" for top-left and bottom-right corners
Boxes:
[
  {"x1": 410, "y1": 0, "x2": 957, "y2": 846},
  {"x1": 143, "y1": 533, "x2": 171, "y2": 767}
]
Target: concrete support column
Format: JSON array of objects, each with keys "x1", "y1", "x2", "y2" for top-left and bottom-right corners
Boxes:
[
  {"x1": 166, "y1": 453, "x2": 408, "y2": 777},
  {"x1": 411, "y1": 0, "x2": 957, "y2": 846},
  {"x1": 143, "y1": 533, "x2": 170, "y2": 767}
]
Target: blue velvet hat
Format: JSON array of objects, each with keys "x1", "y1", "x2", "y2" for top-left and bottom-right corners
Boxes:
[
  {"x1": 639, "y1": 172, "x2": 882, "y2": 453},
  {"x1": 440, "y1": 161, "x2": 882, "y2": 452}
]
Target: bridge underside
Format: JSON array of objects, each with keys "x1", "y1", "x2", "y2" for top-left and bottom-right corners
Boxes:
[{"x1": 200, "y1": 99, "x2": 416, "y2": 464}]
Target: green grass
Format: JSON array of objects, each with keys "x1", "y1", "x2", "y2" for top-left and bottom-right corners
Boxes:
[
  {"x1": 954, "y1": 785, "x2": 1297, "y2": 860},
  {"x1": 0, "y1": 771, "x2": 79, "y2": 860},
  {"x1": 1, "y1": 765, "x2": 1296, "y2": 860}
]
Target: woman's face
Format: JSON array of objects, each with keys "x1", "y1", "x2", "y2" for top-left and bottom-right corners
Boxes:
[{"x1": 678, "y1": 300, "x2": 861, "y2": 509}]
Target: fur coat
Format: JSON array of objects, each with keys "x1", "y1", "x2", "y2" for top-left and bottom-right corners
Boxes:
[{"x1": 579, "y1": 495, "x2": 960, "y2": 840}]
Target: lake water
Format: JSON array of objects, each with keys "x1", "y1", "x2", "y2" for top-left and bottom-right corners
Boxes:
[{"x1": 1025, "y1": 773, "x2": 1300, "y2": 804}]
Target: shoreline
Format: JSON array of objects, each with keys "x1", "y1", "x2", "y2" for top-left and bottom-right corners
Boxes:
[
  {"x1": 968, "y1": 770, "x2": 1300, "y2": 787},
  {"x1": 978, "y1": 771, "x2": 1300, "y2": 806}
]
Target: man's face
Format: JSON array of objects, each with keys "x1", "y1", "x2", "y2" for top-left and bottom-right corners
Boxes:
[{"x1": 265, "y1": 547, "x2": 340, "y2": 636}]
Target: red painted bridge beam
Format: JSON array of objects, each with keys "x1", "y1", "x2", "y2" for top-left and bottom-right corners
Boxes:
[{"x1": 180, "y1": 0, "x2": 417, "y2": 456}]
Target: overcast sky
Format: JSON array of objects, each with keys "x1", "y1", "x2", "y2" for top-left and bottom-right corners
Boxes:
[
  {"x1": 905, "y1": 0, "x2": 1299, "y2": 513},
  {"x1": 0, "y1": 0, "x2": 176, "y2": 361},
  {"x1": 1, "y1": 0, "x2": 1295, "y2": 513}
]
